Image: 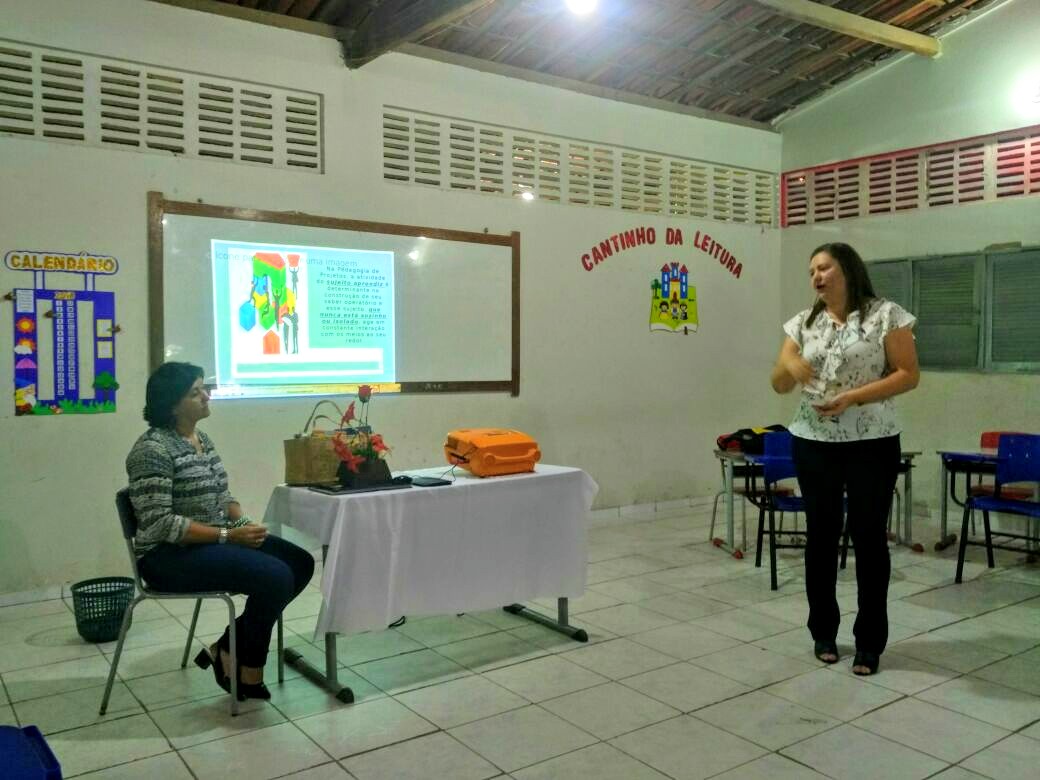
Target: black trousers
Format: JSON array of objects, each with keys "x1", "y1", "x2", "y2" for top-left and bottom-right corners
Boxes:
[
  {"x1": 139, "y1": 535, "x2": 314, "y2": 666},
  {"x1": 792, "y1": 434, "x2": 900, "y2": 656}
]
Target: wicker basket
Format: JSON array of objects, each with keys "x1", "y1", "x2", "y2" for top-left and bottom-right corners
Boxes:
[{"x1": 70, "y1": 577, "x2": 134, "y2": 643}]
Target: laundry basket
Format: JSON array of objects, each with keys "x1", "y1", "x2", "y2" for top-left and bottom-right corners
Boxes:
[{"x1": 70, "y1": 577, "x2": 134, "y2": 643}]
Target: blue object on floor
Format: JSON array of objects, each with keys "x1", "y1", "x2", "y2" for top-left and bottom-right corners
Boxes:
[{"x1": 0, "y1": 725, "x2": 62, "y2": 779}]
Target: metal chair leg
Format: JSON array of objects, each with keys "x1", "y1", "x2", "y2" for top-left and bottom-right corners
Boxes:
[
  {"x1": 99, "y1": 595, "x2": 142, "y2": 715},
  {"x1": 982, "y1": 510, "x2": 995, "y2": 568},
  {"x1": 755, "y1": 507, "x2": 766, "y2": 568},
  {"x1": 955, "y1": 504, "x2": 972, "y2": 583},
  {"x1": 768, "y1": 509, "x2": 779, "y2": 591},
  {"x1": 224, "y1": 596, "x2": 239, "y2": 716},
  {"x1": 181, "y1": 598, "x2": 203, "y2": 668}
]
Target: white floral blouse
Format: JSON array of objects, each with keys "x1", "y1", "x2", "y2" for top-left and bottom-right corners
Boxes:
[{"x1": 783, "y1": 298, "x2": 916, "y2": 442}]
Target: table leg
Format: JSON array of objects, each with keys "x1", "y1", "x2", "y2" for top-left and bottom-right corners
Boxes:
[
  {"x1": 282, "y1": 634, "x2": 355, "y2": 703},
  {"x1": 504, "y1": 597, "x2": 588, "y2": 642},
  {"x1": 935, "y1": 460, "x2": 957, "y2": 551},
  {"x1": 902, "y1": 460, "x2": 923, "y2": 552},
  {"x1": 724, "y1": 459, "x2": 735, "y2": 550},
  {"x1": 283, "y1": 543, "x2": 355, "y2": 702}
]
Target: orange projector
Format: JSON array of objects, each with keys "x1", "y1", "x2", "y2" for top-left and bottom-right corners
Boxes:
[{"x1": 444, "y1": 428, "x2": 541, "y2": 477}]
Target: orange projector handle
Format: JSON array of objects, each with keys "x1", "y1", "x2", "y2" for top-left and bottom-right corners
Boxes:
[{"x1": 485, "y1": 448, "x2": 540, "y2": 465}]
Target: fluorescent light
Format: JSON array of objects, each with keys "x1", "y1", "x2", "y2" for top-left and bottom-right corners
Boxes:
[
  {"x1": 521, "y1": 191, "x2": 535, "y2": 201},
  {"x1": 566, "y1": 0, "x2": 598, "y2": 15}
]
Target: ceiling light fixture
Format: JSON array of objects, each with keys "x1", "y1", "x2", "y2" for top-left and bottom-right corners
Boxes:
[
  {"x1": 565, "y1": 0, "x2": 598, "y2": 16},
  {"x1": 521, "y1": 191, "x2": 535, "y2": 201}
]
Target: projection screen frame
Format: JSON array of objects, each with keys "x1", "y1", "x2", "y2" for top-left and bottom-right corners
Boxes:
[{"x1": 147, "y1": 191, "x2": 520, "y2": 396}]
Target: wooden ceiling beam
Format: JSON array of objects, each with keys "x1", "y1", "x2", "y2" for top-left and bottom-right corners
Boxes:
[
  {"x1": 148, "y1": 0, "x2": 342, "y2": 36},
  {"x1": 751, "y1": 0, "x2": 978, "y2": 119},
  {"x1": 749, "y1": 0, "x2": 940, "y2": 57},
  {"x1": 724, "y1": 0, "x2": 941, "y2": 103},
  {"x1": 348, "y1": 0, "x2": 514, "y2": 65}
]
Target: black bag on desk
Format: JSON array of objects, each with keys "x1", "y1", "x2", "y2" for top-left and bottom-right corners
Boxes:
[{"x1": 716, "y1": 424, "x2": 788, "y2": 455}]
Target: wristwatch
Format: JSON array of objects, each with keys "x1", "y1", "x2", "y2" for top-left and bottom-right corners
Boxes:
[{"x1": 218, "y1": 527, "x2": 229, "y2": 545}]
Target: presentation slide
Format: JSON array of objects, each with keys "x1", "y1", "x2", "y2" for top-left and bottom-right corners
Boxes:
[{"x1": 210, "y1": 239, "x2": 395, "y2": 397}]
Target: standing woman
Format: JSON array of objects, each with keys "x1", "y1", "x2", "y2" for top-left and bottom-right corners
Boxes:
[
  {"x1": 770, "y1": 243, "x2": 919, "y2": 676},
  {"x1": 126, "y1": 362, "x2": 314, "y2": 699}
]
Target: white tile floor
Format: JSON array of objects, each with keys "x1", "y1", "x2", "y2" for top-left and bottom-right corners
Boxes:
[{"x1": 2, "y1": 507, "x2": 1040, "y2": 779}]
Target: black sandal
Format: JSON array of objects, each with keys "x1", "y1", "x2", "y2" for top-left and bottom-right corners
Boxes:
[
  {"x1": 194, "y1": 647, "x2": 231, "y2": 694},
  {"x1": 852, "y1": 651, "x2": 880, "y2": 675},
  {"x1": 814, "y1": 640, "x2": 840, "y2": 664}
]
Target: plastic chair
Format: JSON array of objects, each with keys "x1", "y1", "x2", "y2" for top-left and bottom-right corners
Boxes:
[
  {"x1": 966, "y1": 431, "x2": 1033, "y2": 535},
  {"x1": 709, "y1": 461, "x2": 794, "y2": 551},
  {"x1": 748, "y1": 432, "x2": 849, "y2": 590},
  {"x1": 99, "y1": 489, "x2": 284, "y2": 716},
  {"x1": 956, "y1": 434, "x2": 1040, "y2": 583}
]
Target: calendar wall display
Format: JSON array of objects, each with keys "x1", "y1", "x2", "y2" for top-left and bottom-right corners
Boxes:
[{"x1": 5, "y1": 250, "x2": 120, "y2": 416}]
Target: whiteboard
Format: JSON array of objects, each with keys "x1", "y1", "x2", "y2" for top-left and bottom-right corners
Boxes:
[{"x1": 149, "y1": 194, "x2": 519, "y2": 396}]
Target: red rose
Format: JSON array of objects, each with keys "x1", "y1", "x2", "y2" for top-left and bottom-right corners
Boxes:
[{"x1": 358, "y1": 385, "x2": 372, "y2": 402}]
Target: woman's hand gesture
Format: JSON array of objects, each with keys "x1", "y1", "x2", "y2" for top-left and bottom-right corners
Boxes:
[
  {"x1": 813, "y1": 392, "x2": 855, "y2": 417},
  {"x1": 785, "y1": 355, "x2": 815, "y2": 385},
  {"x1": 230, "y1": 524, "x2": 267, "y2": 548}
]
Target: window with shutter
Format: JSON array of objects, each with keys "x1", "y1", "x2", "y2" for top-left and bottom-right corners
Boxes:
[
  {"x1": 867, "y1": 260, "x2": 912, "y2": 314},
  {"x1": 913, "y1": 255, "x2": 983, "y2": 370},
  {"x1": 987, "y1": 250, "x2": 1040, "y2": 370}
]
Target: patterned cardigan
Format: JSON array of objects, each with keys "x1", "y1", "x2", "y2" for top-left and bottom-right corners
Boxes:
[{"x1": 125, "y1": 427, "x2": 239, "y2": 558}]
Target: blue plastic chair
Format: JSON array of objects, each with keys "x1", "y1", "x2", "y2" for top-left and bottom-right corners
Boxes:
[
  {"x1": 751, "y1": 432, "x2": 850, "y2": 590},
  {"x1": 956, "y1": 434, "x2": 1040, "y2": 583}
]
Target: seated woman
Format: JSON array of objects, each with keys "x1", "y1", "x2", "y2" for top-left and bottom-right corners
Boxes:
[{"x1": 125, "y1": 362, "x2": 314, "y2": 700}]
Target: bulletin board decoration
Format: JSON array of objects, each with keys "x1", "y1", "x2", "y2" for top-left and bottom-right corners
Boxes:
[{"x1": 5, "y1": 250, "x2": 120, "y2": 416}]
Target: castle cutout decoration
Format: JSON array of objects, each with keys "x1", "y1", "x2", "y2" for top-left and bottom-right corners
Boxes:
[{"x1": 650, "y1": 262, "x2": 699, "y2": 334}]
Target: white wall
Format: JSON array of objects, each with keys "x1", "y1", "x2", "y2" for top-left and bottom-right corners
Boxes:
[
  {"x1": 777, "y1": 0, "x2": 1040, "y2": 527},
  {"x1": 0, "y1": 0, "x2": 783, "y2": 593}
]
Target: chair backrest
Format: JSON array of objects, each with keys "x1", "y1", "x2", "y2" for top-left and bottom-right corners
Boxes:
[
  {"x1": 116, "y1": 489, "x2": 146, "y2": 590},
  {"x1": 980, "y1": 430, "x2": 1024, "y2": 450},
  {"x1": 762, "y1": 431, "x2": 797, "y2": 485},
  {"x1": 116, "y1": 488, "x2": 138, "y2": 539},
  {"x1": 996, "y1": 434, "x2": 1040, "y2": 487}
]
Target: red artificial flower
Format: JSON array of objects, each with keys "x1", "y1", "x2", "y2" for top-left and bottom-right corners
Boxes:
[
  {"x1": 341, "y1": 401, "x2": 356, "y2": 426},
  {"x1": 358, "y1": 384, "x2": 372, "y2": 403},
  {"x1": 370, "y1": 433, "x2": 388, "y2": 453},
  {"x1": 339, "y1": 449, "x2": 366, "y2": 474},
  {"x1": 332, "y1": 433, "x2": 351, "y2": 461}
]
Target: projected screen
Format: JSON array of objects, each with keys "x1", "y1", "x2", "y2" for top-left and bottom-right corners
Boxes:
[
  {"x1": 211, "y1": 240, "x2": 396, "y2": 395},
  {"x1": 153, "y1": 197, "x2": 518, "y2": 399}
]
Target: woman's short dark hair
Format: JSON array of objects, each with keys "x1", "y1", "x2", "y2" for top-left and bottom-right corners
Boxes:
[
  {"x1": 143, "y1": 362, "x2": 204, "y2": 428},
  {"x1": 806, "y1": 242, "x2": 877, "y2": 326}
]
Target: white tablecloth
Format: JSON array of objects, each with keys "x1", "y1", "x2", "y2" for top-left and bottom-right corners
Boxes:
[{"x1": 263, "y1": 464, "x2": 598, "y2": 636}]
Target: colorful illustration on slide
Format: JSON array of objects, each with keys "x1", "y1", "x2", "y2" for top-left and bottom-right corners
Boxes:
[{"x1": 238, "y1": 252, "x2": 302, "y2": 355}]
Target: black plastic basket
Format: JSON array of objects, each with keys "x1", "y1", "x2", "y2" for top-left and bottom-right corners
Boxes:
[{"x1": 70, "y1": 577, "x2": 135, "y2": 643}]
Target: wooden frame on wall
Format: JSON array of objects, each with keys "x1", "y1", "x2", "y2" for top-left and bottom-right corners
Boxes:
[{"x1": 147, "y1": 191, "x2": 521, "y2": 396}]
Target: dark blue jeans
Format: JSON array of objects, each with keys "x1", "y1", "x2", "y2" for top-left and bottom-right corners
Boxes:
[{"x1": 138, "y1": 535, "x2": 315, "y2": 666}]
